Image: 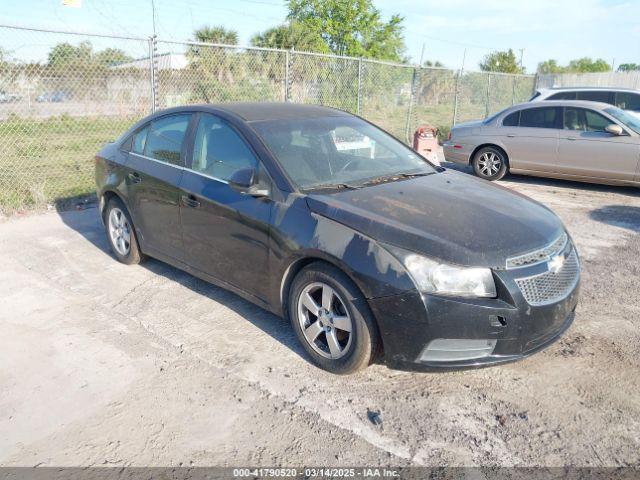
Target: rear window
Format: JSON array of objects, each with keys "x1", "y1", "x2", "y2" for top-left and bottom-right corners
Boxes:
[
  {"x1": 519, "y1": 107, "x2": 559, "y2": 129},
  {"x1": 528, "y1": 91, "x2": 541, "y2": 101}
]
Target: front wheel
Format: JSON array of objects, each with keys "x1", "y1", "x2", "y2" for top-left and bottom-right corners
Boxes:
[
  {"x1": 289, "y1": 263, "x2": 379, "y2": 374},
  {"x1": 472, "y1": 147, "x2": 508, "y2": 181}
]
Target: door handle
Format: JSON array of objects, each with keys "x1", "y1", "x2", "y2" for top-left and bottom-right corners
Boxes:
[
  {"x1": 181, "y1": 194, "x2": 201, "y2": 208},
  {"x1": 128, "y1": 172, "x2": 142, "y2": 184},
  {"x1": 506, "y1": 134, "x2": 516, "y2": 138},
  {"x1": 566, "y1": 137, "x2": 577, "y2": 141}
]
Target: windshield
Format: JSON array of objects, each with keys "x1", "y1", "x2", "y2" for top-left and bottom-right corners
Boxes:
[
  {"x1": 604, "y1": 107, "x2": 640, "y2": 134},
  {"x1": 251, "y1": 115, "x2": 436, "y2": 190}
]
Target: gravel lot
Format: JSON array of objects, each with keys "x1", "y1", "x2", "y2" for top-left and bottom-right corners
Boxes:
[{"x1": 1, "y1": 168, "x2": 639, "y2": 468}]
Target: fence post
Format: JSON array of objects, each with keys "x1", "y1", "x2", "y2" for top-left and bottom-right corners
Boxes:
[
  {"x1": 284, "y1": 49, "x2": 290, "y2": 102},
  {"x1": 357, "y1": 57, "x2": 363, "y2": 115},
  {"x1": 452, "y1": 69, "x2": 461, "y2": 126},
  {"x1": 405, "y1": 66, "x2": 419, "y2": 144},
  {"x1": 484, "y1": 73, "x2": 491, "y2": 118},
  {"x1": 148, "y1": 36, "x2": 158, "y2": 113},
  {"x1": 511, "y1": 75, "x2": 517, "y2": 105}
]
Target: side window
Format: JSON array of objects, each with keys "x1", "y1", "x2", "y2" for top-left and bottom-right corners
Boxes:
[
  {"x1": 563, "y1": 107, "x2": 586, "y2": 131},
  {"x1": 519, "y1": 107, "x2": 558, "y2": 129},
  {"x1": 584, "y1": 109, "x2": 612, "y2": 132},
  {"x1": 192, "y1": 114, "x2": 258, "y2": 181},
  {"x1": 576, "y1": 91, "x2": 612, "y2": 103},
  {"x1": 615, "y1": 92, "x2": 640, "y2": 111},
  {"x1": 502, "y1": 111, "x2": 520, "y2": 127},
  {"x1": 143, "y1": 114, "x2": 191, "y2": 165},
  {"x1": 549, "y1": 91, "x2": 577, "y2": 100},
  {"x1": 131, "y1": 125, "x2": 149, "y2": 154}
]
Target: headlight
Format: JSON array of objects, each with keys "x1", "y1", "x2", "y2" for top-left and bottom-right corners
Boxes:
[{"x1": 390, "y1": 247, "x2": 497, "y2": 298}]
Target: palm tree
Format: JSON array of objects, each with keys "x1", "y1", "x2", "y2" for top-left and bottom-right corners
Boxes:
[{"x1": 193, "y1": 26, "x2": 239, "y2": 45}]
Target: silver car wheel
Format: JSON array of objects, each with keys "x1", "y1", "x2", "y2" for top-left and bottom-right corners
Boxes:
[
  {"x1": 108, "y1": 207, "x2": 131, "y2": 256},
  {"x1": 478, "y1": 151, "x2": 502, "y2": 177},
  {"x1": 297, "y1": 282, "x2": 353, "y2": 359}
]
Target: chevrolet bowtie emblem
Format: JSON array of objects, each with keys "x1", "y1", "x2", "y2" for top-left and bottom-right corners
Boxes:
[{"x1": 548, "y1": 254, "x2": 565, "y2": 274}]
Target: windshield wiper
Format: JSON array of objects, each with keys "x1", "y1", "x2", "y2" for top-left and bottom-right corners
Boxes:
[
  {"x1": 362, "y1": 171, "x2": 433, "y2": 186},
  {"x1": 306, "y1": 182, "x2": 362, "y2": 191}
]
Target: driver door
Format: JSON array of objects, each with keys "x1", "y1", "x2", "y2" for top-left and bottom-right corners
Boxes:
[{"x1": 556, "y1": 107, "x2": 640, "y2": 182}]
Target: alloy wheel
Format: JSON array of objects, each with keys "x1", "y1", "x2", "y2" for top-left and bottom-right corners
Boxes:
[
  {"x1": 108, "y1": 207, "x2": 131, "y2": 256},
  {"x1": 297, "y1": 282, "x2": 353, "y2": 359},
  {"x1": 477, "y1": 151, "x2": 502, "y2": 177}
]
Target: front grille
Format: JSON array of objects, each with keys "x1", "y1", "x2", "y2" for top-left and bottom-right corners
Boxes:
[
  {"x1": 506, "y1": 233, "x2": 568, "y2": 269},
  {"x1": 515, "y1": 249, "x2": 579, "y2": 306}
]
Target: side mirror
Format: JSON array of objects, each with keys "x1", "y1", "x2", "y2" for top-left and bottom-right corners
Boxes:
[
  {"x1": 228, "y1": 167, "x2": 269, "y2": 197},
  {"x1": 605, "y1": 124, "x2": 624, "y2": 136}
]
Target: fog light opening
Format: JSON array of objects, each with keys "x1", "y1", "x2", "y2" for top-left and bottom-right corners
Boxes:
[{"x1": 419, "y1": 338, "x2": 497, "y2": 363}]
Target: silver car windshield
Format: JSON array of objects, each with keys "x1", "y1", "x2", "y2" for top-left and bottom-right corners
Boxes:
[
  {"x1": 252, "y1": 116, "x2": 436, "y2": 190},
  {"x1": 604, "y1": 107, "x2": 640, "y2": 134}
]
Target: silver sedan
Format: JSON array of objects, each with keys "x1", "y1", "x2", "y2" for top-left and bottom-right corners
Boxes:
[{"x1": 443, "y1": 100, "x2": 640, "y2": 186}]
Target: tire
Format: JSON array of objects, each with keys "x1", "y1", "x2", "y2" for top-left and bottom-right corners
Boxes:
[
  {"x1": 104, "y1": 197, "x2": 143, "y2": 265},
  {"x1": 288, "y1": 262, "x2": 379, "y2": 374},
  {"x1": 472, "y1": 146, "x2": 508, "y2": 181}
]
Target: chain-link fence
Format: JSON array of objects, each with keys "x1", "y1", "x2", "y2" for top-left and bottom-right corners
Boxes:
[{"x1": 0, "y1": 24, "x2": 537, "y2": 212}]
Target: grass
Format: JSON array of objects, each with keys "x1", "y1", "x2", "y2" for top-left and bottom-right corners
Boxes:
[{"x1": 0, "y1": 115, "x2": 136, "y2": 213}]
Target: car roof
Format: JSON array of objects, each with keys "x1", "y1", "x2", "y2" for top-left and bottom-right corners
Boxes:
[
  {"x1": 171, "y1": 102, "x2": 352, "y2": 122},
  {"x1": 537, "y1": 86, "x2": 639, "y2": 93},
  {"x1": 511, "y1": 99, "x2": 614, "y2": 110}
]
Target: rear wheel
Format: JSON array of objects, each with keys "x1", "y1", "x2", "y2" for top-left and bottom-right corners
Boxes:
[
  {"x1": 472, "y1": 146, "x2": 508, "y2": 181},
  {"x1": 105, "y1": 197, "x2": 143, "y2": 265},
  {"x1": 289, "y1": 263, "x2": 379, "y2": 374}
]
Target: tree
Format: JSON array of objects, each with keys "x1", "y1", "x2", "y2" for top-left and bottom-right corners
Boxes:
[
  {"x1": 94, "y1": 48, "x2": 132, "y2": 67},
  {"x1": 567, "y1": 57, "x2": 610, "y2": 73},
  {"x1": 618, "y1": 63, "x2": 639, "y2": 72},
  {"x1": 48, "y1": 41, "x2": 93, "y2": 68},
  {"x1": 251, "y1": 22, "x2": 329, "y2": 52},
  {"x1": 423, "y1": 60, "x2": 444, "y2": 68},
  {"x1": 193, "y1": 25, "x2": 239, "y2": 45},
  {"x1": 536, "y1": 57, "x2": 611, "y2": 74},
  {"x1": 479, "y1": 49, "x2": 524, "y2": 74},
  {"x1": 537, "y1": 59, "x2": 564, "y2": 74},
  {"x1": 286, "y1": 0, "x2": 406, "y2": 61}
]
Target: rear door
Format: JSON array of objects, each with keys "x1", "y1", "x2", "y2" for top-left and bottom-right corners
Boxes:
[
  {"x1": 499, "y1": 106, "x2": 561, "y2": 172},
  {"x1": 556, "y1": 107, "x2": 640, "y2": 181},
  {"x1": 125, "y1": 113, "x2": 193, "y2": 260},
  {"x1": 179, "y1": 113, "x2": 273, "y2": 301}
]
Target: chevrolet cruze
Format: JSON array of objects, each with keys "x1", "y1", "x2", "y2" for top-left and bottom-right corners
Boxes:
[{"x1": 95, "y1": 103, "x2": 580, "y2": 374}]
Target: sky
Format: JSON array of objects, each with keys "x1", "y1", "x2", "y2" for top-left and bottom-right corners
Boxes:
[{"x1": 0, "y1": 0, "x2": 639, "y2": 72}]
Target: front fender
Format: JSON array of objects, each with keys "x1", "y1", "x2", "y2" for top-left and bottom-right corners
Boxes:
[{"x1": 282, "y1": 214, "x2": 417, "y2": 301}]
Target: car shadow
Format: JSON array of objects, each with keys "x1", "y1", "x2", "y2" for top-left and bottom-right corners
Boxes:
[
  {"x1": 443, "y1": 161, "x2": 640, "y2": 198},
  {"x1": 589, "y1": 205, "x2": 640, "y2": 233},
  {"x1": 57, "y1": 206, "x2": 309, "y2": 362}
]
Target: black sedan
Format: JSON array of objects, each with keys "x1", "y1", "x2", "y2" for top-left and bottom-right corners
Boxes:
[{"x1": 95, "y1": 103, "x2": 580, "y2": 374}]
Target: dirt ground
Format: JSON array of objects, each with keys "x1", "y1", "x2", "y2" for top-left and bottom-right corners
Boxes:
[{"x1": 1, "y1": 168, "x2": 639, "y2": 468}]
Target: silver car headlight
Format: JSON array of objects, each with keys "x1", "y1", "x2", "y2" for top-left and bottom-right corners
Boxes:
[{"x1": 389, "y1": 247, "x2": 497, "y2": 298}]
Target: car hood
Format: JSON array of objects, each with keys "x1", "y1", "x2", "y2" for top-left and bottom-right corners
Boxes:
[{"x1": 305, "y1": 170, "x2": 564, "y2": 268}]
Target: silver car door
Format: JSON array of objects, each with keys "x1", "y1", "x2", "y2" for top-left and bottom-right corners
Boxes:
[
  {"x1": 499, "y1": 106, "x2": 560, "y2": 172},
  {"x1": 557, "y1": 107, "x2": 640, "y2": 181}
]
